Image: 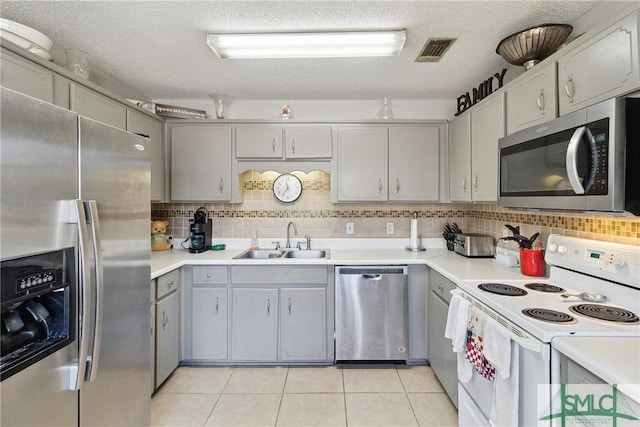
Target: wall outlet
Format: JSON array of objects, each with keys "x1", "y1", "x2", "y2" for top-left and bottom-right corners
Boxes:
[
  {"x1": 345, "y1": 222, "x2": 355, "y2": 235},
  {"x1": 386, "y1": 222, "x2": 394, "y2": 235}
]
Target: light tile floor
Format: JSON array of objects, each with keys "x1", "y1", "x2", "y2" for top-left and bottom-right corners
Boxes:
[{"x1": 151, "y1": 365, "x2": 458, "y2": 427}]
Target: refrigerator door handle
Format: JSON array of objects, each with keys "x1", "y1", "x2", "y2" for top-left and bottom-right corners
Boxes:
[
  {"x1": 84, "y1": 200, "x2": 104, "y2": 382},
  {"x1": 72, "y1": 199, "x2": 91, "y2": 390}
]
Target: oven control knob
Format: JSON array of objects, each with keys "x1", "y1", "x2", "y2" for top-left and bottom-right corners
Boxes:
[
  {"x1": 547, "y1": 242, "x2": 558, "y2": 253},
  {"x1": 557, "y1": 244, "x2": 568, "y2": 255},
  {"x1": 612, "y1": 254, "x2": 628, "y2": 268}
]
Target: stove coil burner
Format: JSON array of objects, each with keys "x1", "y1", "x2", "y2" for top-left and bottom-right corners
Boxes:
[
  {"x1": 477, "y1": 283, "x2": 528, "y2": 296},
  {"x1": 524, "y1": 283, "x2": 565, "y2": 293},
  {"x1": 569, "y1": 304, "x2": 640, "y2": 324},
  {"x1": 522, "y1": 308, "x2": 576, "y2": 324}
]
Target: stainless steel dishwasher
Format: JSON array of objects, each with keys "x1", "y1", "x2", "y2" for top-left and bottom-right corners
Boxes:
[{"x1": 335, "y1": 266, "x2": 408, "y2": 361}]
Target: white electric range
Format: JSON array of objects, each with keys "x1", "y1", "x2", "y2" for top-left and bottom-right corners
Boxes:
[{"x1": 454, "y1": 234, "x2": 640, "y2": 427}]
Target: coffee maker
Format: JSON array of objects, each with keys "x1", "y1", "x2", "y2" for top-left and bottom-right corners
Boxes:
[{"x1": 189, "y1": 207, "x2": 212, "y2": 253}]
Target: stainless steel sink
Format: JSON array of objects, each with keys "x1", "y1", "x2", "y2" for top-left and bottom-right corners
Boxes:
[
  {"x1": 233, "y1": 249, "x2": 329, "y2": 259},
  {"x1": 233, "y1": 249, "x2": 286, "y2": 259},
  {"x1": 283, "y1": 249, "x2": 329, "y2": 259}
]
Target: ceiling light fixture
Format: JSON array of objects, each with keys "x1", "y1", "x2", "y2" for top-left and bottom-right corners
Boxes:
[{"x1": 206, "y1": 30, "x2": 406, "y2": 59}]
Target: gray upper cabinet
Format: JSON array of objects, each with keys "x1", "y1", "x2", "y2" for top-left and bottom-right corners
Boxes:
[
  {"x1": 506, "y1": 62, "x2": 558, "y2": 135},
  {"x1": 336, "y1": 126, "x2": 388, "y2": 202},
  {"x1": 558, "y1": 10, "x2": 640, "y2": 115},
  {"x1": 388, "y1": 126, "x2": 439, "y2": 201},
  {"x1": 449, "y1": 93, "x2": 504, "y2": 202},
  {"x1": 335, "y1": 125, "x2": 440, "y2": 202},
  {"x1": 284, "y1": 126, "x2": 332, "y2": 158},
  {"x1": 448, "y1": 114, "x2": 472, "y2": 202},
  {"x1": 128, "y1": 109, "x2": 165, "y2": 202},
  {"x1": 1, "y1": 49, "x2": 53, "y2": 104},
  {"x1": 236, "y1": 125, "x2": 332, "y2": 159},
  {"x1": 170, "y1": 125, "x2": 232, "y2": 201},
  {"x1": 470, "y1": 92, "x2": 505, "y2": 202},
  {"x1": 70, "y1": 83, "x2": 127, "y2": 130},
  {"x1": 235, "y1": 125, "x2": 283, "y2": 158}
]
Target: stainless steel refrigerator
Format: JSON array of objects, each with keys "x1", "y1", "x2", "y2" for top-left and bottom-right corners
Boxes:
[{"x1": 0, "y1": 87, "x2": 151, "y2": 426}]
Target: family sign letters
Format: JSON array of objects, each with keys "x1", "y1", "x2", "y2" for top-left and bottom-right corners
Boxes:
[{"x1": 455, "y1": 68, "x2": 507, "y2": 116}]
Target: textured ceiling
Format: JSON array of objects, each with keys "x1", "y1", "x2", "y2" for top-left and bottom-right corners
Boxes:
[{"x1": 1, "y1": 1, "x2": 598, "y2": 101}]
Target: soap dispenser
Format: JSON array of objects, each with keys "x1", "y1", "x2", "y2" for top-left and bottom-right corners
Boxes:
[{"x1": 250, "y1": 231, "x2": 259, "y2": 250}]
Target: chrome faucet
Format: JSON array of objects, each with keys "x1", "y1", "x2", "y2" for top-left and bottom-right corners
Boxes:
[{"x1": 286, "y1": 221, "x2": 297, "y2": 248}]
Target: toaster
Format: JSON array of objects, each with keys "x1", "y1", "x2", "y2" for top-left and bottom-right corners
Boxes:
[{"x1": 453, "y1": 233, "x2": 495, "y2": 258}]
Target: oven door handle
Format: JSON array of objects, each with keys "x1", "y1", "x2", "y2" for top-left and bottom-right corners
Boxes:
[
  {"x1": 566, "y1": 126, "x2": 597, "y2": 195},
  {"x1": 451, "y1": 289, "x2": 549, "y2": 358}
]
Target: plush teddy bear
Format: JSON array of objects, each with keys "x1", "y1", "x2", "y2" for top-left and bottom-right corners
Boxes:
[{"x1": 151, "y1": 220, "x2": 173, "y2": 251}]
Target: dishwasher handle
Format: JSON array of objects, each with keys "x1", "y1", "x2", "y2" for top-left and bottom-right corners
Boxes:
[
  {"x1": 337, "y1": 266, "x2": 408, "y2": 276},
  {"x1": 361, "y1": 274, "x2": 382, "y2": 280}
]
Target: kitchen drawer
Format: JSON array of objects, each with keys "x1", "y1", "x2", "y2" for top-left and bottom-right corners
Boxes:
[
  {"x1": 157, "y1": 269, "x2": 180, "y2": 299},
  {"x1": 231, "y1": 266, "x2": 327, "y2": 284},
  {"x1": 193, "y1": 266, "x2": 228, "y2": 285},
  {"x1": 429, "y1": 269, "x2": 456, "y2": 304}
]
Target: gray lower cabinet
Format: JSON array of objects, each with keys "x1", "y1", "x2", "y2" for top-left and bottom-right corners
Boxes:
[
  {"x1": 192, "y1": 287, "x2": 228, "y2": 360},
  {"x1": 154, "y1": 269, "x2": 180, "y2": 389},
  {"x1": 231, "y1": 288, "x2": 279, "y2": 361},
  {"x1": 280, "y1": 288, "x2": 327, "y2": 361},
  {"x1": 229, "y1": 266, "x2": 332, "y2": 363},
  {"x1": 427, "y1": 269, "x2": 458, "y2": 407},
  {"x1": 190, "y1": 266, "x2": 229, "y2": 361}
]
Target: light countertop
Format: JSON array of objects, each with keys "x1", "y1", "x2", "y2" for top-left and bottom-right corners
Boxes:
[
  {"x1": 552, "y1": 336, "x2": 640, "y2": 404},
  {"x1": 151, "y1": 238, "x2": 535, "y2": 283}
]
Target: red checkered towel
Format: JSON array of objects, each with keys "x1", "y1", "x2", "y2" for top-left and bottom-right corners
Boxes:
[{"x1": 465, "y1": 305, "x2": 496, "y2": 381}]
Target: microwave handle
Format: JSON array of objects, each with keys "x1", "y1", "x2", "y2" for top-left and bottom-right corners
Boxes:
[{"x1": 566, "y1": 126, "x2": 597, "y2": 194}]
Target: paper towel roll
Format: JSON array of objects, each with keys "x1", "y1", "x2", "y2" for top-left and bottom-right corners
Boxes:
[{"x1": 410, "y1": 217, "x2": 419, "y2": 249}]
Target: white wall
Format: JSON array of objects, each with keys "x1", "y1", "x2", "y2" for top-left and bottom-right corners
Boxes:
[{"x1": 151, "y1": 98, "x2": 456, "y2": 121}]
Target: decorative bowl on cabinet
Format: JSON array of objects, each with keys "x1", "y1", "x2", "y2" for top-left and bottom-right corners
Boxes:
[{"x1": 496, "y1": 23, "x2": 572, "y2": 71}]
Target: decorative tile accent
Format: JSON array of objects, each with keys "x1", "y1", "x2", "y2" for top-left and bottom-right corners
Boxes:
[{"x1": 151, "y1": 171, "x2": 639, "y2": 245}]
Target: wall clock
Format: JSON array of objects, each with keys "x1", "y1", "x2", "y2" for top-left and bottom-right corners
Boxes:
[{"x1": 273, "y1": 173, "x2": 302, "y2": 203}]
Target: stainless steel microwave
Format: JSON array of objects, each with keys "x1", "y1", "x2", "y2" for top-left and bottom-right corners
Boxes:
[{"x1": 498, "y1": 96, "x2": 639, "y2": 215}]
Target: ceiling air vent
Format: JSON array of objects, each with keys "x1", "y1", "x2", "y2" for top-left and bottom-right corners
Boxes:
[{"x1": 415, "y1": 38, "x2": 456, "y2": 62}]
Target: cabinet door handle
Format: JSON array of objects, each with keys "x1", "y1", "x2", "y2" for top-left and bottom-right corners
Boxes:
[
  {"x1": 462, "y1": 177, "x2": 467, "y2": 190},
  {"x1": 219, "y1": 178, "x2": 224, "y2": 193},
  {"x1": 288, "y1": 298, "x2": 292, "y2": 314},
  {"x1": 565, "y1": 74, "x2": 574, "y2": 103},
  {"x1": 167, "y1": 280, "x2": 174, "y2": 288},
  {"x1": 272, "y1": 138, "x2": 276, "y2": 152},
  {"x1": 537, "y1": 89, "x2": 545, "y2": 115},
  {"x1": 267, "y1": 298, "x2": 271, "y2": 315},
  {"x1": 162, "y1": 310, "x2": 168, "y2": 329},
  {"x1": 206, "y1": 273, "x2": 212, "y2": 278},
  {"x1": 395, "y1": 178, "x2": 400, "y2": 194},
  {"x1": 473, "y1": 174, "x2": 478, "y2": 190},
  {"x1": 437, "y1": 284, "x2": 444, "y2": 293},
  {"x1": 378, "y1": 178, "x2": 382, "y2": 194},
  {"x1": 215, "y1": 297, "x2": 219, "y2": 313},
  {"x1": 291, "y1": 138, "x2": 296, "y2": 154}
]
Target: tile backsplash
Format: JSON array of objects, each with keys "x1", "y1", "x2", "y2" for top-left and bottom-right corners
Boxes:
[{"x1": 152, "y1": 171, "x2": 640, "y2": 247}]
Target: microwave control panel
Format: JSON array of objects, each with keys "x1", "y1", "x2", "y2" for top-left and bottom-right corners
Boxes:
[{"x1": 585, "y1": 119, "x2": 609, "y2": 195}]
